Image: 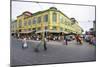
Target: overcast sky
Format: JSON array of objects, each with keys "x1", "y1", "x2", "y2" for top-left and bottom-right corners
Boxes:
[{"x1": 12, "y1": 1, "x2": 95, "y2": 33}]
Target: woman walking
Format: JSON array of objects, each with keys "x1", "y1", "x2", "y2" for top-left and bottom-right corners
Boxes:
[
  {"x1": 75, "y1": 34, "x2": 83, "y2": 45},
  {"x1": 22, "y1": 36, "x2": 28, "y2": 49}
]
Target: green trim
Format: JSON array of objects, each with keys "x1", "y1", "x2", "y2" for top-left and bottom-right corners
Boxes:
[
  {"x1": 57, "y1": 10, "x2": 70, "y2": 19},
  {"x1": 23, "y1": 9, "x2": 50, "y2": 19}
]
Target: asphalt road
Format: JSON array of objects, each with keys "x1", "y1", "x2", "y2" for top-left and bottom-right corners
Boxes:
[{"x1": 10, "y1": 38, "x2": 96, "y2": 66}]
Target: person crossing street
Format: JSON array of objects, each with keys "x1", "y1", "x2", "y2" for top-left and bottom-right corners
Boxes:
[
  {"x1": 44, "y1": 37, "x2": 47, "y2": 51},
  {"x1": 22, "y1": 36, "x2": 28, "y2": 49}
]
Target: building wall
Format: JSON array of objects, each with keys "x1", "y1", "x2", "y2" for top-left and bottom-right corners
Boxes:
[
  {"x1": 11, "y1": 7, "x2": 83, "y2": 35},
  {"x1": 11, "y1": 20, "x2": 17, "y2": 33},
  {"x1": 16, "y1": 11, "x2": 49, "y2": 33}
]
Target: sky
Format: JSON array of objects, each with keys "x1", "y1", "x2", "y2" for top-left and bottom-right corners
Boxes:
[{"x1": 12, "y1": 1, "x2": 95, "y2": 33}]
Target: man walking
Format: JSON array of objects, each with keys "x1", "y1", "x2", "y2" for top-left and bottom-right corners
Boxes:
[
  {"x1": 65, "y1": 37, "x2": 68, "y2": 45},
  {"x1": 44, "y1": 37, "x2": 47, "y2": 51}
]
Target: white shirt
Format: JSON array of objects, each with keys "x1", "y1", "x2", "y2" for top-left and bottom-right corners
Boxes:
[
  {"x1": 23, "y1": 38, "x2": 27, "y2": 43},
  {"x1": 23, "y1": 38, "x2": 27, "y2": 47}
]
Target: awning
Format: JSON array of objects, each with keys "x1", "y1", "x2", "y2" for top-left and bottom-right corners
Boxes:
[
  {"x1": 18, "y1": 30, "x2": 72, "y2": 34},
  {"x1": 19, "y1": 30, "x2": 33, "y2": 33},
  {"x1": 35, "y1": 30, "x2": 61, "y2": 33},
  {"x1": 35, "y1": 30, "x2": 70, "y2": 34}
]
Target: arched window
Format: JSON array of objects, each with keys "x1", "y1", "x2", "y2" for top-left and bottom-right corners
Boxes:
[
  {"x1": 37, "y1": 16, "x2": 41, "y2": 23},
  {"x1": 33, "y1": 17, "x2": 37, "y2": 24},
  {"x1": 52, "y1": 12, "x2": 57, "y2": 22},
  {"x1": 24, "y1": 21, "x2": 27, "y2": 26},
  {"x1": 44, "y1": 14, "x2": 48, "y2": 22},
  {"x1": 28, "y1": 19, "x2": 31, "y2": 25},
  {"x1": 18, "y1": 20, "x2": 22, "y2": 28},
  {"x1": 60, "y1": 16, "x2": 63, "y2": 23}
]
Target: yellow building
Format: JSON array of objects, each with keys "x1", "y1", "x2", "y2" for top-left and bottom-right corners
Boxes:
[
  {"x1": 11, "y1": 7, "x2": 83, "y2": 39},
  {"x1": 11, "y1": 20, "x2": 17, "y2": 36}
]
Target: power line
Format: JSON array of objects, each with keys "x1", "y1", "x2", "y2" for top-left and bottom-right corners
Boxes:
[{"x1": 36, "y1": 2, "x2": 43, "y2": 10}]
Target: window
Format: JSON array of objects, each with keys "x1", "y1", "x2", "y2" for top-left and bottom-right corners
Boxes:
[
  {"x1": 24, "y1": 21, "x2": 27, "y2": 26},
  {"x1": 28, "y1": 28, "x2": 31, "y2": 31},
  {"x1": 24, "y1": 29, "x2": 27, "y2": 32},
  {"x1": 28, "y1": 20, "x2": 31, "y2": 25},
  {"x1": 60, "y1": 27, "x2": 63, "y2": 31},
  {"x1": 32, "y1": 28, "x2": 36, "y2": 30},
  {"x1": 60, "y1": 16, "x2": 63, "y2": 23},
  {"x1": 33, "y1": 17, "x2": 37, "y2": 24},
  {"x1": 37, "y1": 16, "x2": 41, "y2": 23},
  {"x1": 18, "y1": 20, "x2": 22, "y2": 28},
  {"x1": 53, "y1": 26, "x2": 56, "y2": 30},
  {"x1": 52, "y1": 12, "x2": 57, "y2": 22},
  {"x1": 65, "y1": 20, "x2": 67, "y2": 25},
  {"x1": 44, "y1": 14, "x2": 48, "y2": 22},
  {"x1": 19, "y1": 29, "x2": 21, "y2": 32},
  {"x1": 67, "y1": 29, "x2": 70, "y2": 32},
  {"x1": 37, "y1": 27, "x2": 41, "y2": 30},
  {"x1": 45, "y1": 26, "x2": 48, "y2": 30},
  {"x1": 65, "y1": 29, "x2": 67, "y2": 31}
]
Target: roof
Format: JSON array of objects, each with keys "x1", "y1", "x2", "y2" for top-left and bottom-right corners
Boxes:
[
  {"x1": 15, "y1": 7, "x2": 83, "y2": 30},
  {"x1": 16, "y1": 7, "x2": 71, "y2": 20},
  {"x1": 17, "y1": 11, "x2": 33, "y2": 18}
]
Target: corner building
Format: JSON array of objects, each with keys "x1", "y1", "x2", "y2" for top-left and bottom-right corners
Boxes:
[{"x1": 11, "y1": 7, "x2": 83, "y2": 40}]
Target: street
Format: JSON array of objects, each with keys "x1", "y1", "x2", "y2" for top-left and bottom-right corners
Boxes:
[{"x1": 10, "y1": 37, "x2": 96, "y2": 66}]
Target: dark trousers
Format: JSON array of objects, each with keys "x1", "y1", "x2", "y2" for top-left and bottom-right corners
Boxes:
[
  {"x1": 44, "y1": 41, "x2": 47, "y2": 50},
  {"x1": 66, "y1": 40, "x2": 68, "y2": 45}
]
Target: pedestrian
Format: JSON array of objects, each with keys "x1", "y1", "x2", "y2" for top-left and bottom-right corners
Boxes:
[
  {"x1": 75, "y1": 34, "x2": 79, "y2": 44},
  {"x1": 92, "y1": 37, "x2": 96, "y2": 46},
  {"x1": 58, "y1": 36, "x2": 60, "y2": 41},
  {"x1": 22, "y1": 36, "x2": 28, "y2": 49},
  {"x1": 78, "y1": 35, "x2": 83, "y2": 45},
  {"x1": 53, "y1": 37, "x2": 55, "y2": 41},
  {"x1": 65, "y1": 36, "x2": 68, "y2": 45},
  {"x1": 44, "y1": 38, "x2": 47, "y2": 51},
  {"x1": 91, "y1": 35, "x2": 96, "y2": 46},
  {"x1": 75, "y1": 34, "x2": 82, "y2": 45}
]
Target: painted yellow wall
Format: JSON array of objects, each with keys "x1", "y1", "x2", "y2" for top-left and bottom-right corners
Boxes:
[{"x1": 12, "y1": 9, "x2": 82, "y2": 34}]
